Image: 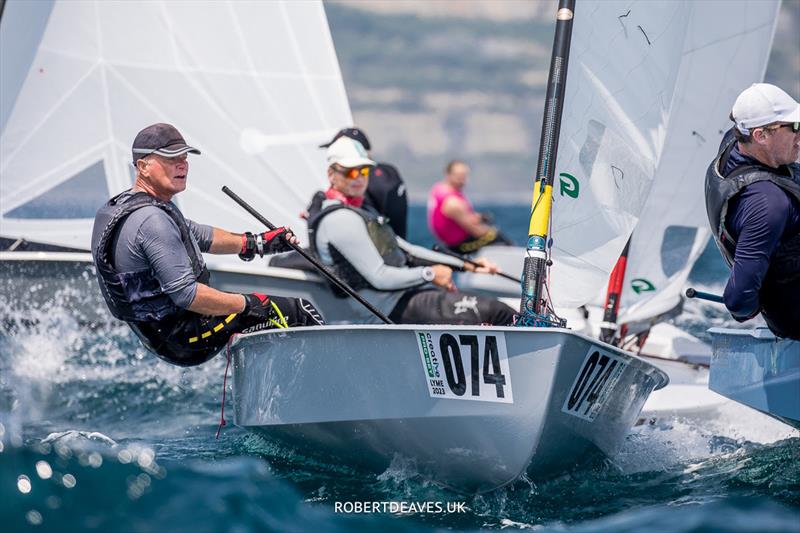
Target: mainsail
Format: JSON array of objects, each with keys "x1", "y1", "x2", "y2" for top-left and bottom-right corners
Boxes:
[
  {"x1": 0, "y1": 0, "x2": 351, "y2": 274},
  {"x1": 546, "y1": 0, "x2": 690, "y2": 309},
  {"x1": 613, "y1": 0, "x2": 780, "y2": 326}
]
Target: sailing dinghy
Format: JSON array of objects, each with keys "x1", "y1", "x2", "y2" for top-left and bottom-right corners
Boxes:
[
  {"x1": 707, "y1": 328, "x2": 799, "y2": 429},
  {"x1": 230, "y1": 0, "x2": 679, "y2": 491},
  {"x1": 233, "y1": 324, "x2": 666, "y2": 491}
]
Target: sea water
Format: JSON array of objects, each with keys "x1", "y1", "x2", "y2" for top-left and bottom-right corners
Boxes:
[{"x1": 1, "y1": 205, "x2": 798, "y2": 532}]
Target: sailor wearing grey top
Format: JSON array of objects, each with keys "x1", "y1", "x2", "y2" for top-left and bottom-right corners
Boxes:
[
  {"x1": 310, "y1": 137, "x2": 515, "y2": 325},
  {"x1": 92, "y1": 123, "x2": 324, "y2": 366},
  {"x1": 100, "y1": 192, "x2": 215, "y2": 310}
]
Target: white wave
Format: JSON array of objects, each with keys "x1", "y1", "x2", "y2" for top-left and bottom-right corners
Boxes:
[{"x1": 617, "y1": 404, "x2": 798, "y2": 475}]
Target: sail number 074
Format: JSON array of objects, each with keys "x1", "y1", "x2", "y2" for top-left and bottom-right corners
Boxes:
[{"x1": 416, "y1": 331, "x2": 514, "y2": 403}]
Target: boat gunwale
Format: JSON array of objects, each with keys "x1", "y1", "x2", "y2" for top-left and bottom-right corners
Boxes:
[{"x1": 230, "y1": 324, "x2": 670, "y2": 389}]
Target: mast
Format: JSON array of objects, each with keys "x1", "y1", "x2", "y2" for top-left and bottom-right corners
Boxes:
[
  {"x1": 599, "y1": 237, "x2": 631, "y2": 344},
  {"x1": 518, "y1": 0, "x2": 575, "y2": 327}
]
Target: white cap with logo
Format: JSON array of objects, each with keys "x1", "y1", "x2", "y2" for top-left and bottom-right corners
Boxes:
[
  {"x1": 732, "y1": 83, "x2": 800, "y2": 135},
  {"x1": 326, "y1": 137, "x2": 375, "y2": 168}
]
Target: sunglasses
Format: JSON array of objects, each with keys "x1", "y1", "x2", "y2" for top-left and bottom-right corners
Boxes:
[
  {"x1": 763, "y1": 122, "x2": 800, "y2": 134},
  {"x1": 334, "y1": 165, "x2": 371, "y2": 180}
]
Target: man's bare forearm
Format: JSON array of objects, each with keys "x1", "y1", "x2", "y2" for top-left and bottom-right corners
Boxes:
[
  {"x1": 187, "y1": 283, "x2": 246, "y2": 315},
  {"x1": 208, "y1": 228, "x2": 244, "y2": 254}
]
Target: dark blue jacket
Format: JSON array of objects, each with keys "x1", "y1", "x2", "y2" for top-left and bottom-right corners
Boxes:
[
  {"x1": 706, "y1": 129, "x2": 800, "y2": 339},
  {"x1": 724, "y1": 178, "x2": 800, "y2": 318}
]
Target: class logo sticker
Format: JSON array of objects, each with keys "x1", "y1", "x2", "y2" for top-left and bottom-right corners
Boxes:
[
  {"x1": 562, "y1": 348, "x2": 627, "y2": 422},
  {"x1": 559, "y1": 172, "x2": 579, "y2": 198},
  {"x1": 630, "y1": 278, "x2": 656, "y2": 294},
  {"x1": 415, "y1": 331, "x2": 513, "y2": 403}
]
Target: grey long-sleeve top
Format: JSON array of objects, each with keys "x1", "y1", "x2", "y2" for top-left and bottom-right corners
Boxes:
[
  {"x1": 314, "y1": 200, "x2": 464, "y2": 322},
  {"x1": 109, "y1": 198, "x2": 214, "y2": 309}
]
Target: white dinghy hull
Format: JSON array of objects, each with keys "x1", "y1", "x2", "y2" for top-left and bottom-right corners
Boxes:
[
  {"x1": 231, "y1": 325, "x2": 667, "y2": 492},
  {"x1": 708, "y1": 328, "x2": 800, "y2": 429}
]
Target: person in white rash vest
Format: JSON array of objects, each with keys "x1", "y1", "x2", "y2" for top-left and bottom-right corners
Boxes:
[{"x1": 307, "y1": 137, "x2": 516, "y2": 325}]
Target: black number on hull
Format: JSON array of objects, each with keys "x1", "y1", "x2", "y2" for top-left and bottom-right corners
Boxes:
[
  {"x1": 568, "y1": 351, "x2": 599, "y2": 410},
  {"x1": 440, "y1": 334, "x2": 466, "y2": 396},
  {"x1": 437, "y1": 333, "x2": 507, "y2": 399},
  {"x1": 582, "y1": 359, "x2": 619, "y2": 416},
  {"x1": 482, "y1": 335, "x2": 506, "y2": 398},
  {"x1": 566, "y1": 350, "x2": 624, "y2": 417},
  {"x1": 458, "y1": 335, "x2": 480, "y2": 396}
]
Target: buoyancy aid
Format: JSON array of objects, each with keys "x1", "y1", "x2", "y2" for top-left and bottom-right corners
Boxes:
[
  {"x1": 307, "y1": 201, "x2": 408, "y2": 293},
  {"x1": 705, "y1": 129, "x2": 800, "y2": 284},
  {"x1": 92, "y1": 191, "x2": 210, "y2": 323}
]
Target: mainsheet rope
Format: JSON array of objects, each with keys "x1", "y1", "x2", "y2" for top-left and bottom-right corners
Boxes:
[{"x1": 215, "y1": 302, "x2": 289, "y2": 439}]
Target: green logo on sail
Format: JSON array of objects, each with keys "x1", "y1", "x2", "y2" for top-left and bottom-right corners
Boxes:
[
  {"x1": 559, "y1": 173, "x2": 579, "y2": 198},
  {"x1": 631, "y1": 278, "x2": 655, "y2": 294}
]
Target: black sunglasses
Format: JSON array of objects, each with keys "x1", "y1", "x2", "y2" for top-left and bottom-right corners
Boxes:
[{"x1": 765, "y1": 121, "x2": 800, "y2": 133}]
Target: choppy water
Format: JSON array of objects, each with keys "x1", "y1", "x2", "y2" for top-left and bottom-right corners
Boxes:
[{"x1": 2, "y1": 205, "x2": 798, "y2": 532}]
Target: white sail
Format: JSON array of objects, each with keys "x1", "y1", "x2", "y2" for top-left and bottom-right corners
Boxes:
[
  {"x1": 547, "y1": 0, "x2": 691, "y2": 308},
  {"x1": 615, "y1": 0, "x2": 780, "y2": 325},
  {"x1": 0, "y1": 0, "x2": 351, "y2": 274}
]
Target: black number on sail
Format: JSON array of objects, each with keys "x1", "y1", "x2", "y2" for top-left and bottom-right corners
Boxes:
[
  {"x1": 440, "y1": 334, "x2": 466, "y2": 396},
  {"x1": 458, "y1": 334, "x2": 481, "y2": 396},
  {"x1": 482, "y1": 335, "x2": 506, "y2": 398}
]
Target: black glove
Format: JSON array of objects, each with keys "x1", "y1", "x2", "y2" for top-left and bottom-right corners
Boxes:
[
  {"x1": 239, "y1": 228, "x2": 294, "y2": 261},
  {"x1": 242, "y1": 293, "x2": 272, "y2": 319}
]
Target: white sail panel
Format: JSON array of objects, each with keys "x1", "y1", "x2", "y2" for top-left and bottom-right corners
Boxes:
[
  {"x1": 616, "y1": 0, "x2": 780, "y2": 325},
  {"x1": 0, "y1": 0, "x2": 351, "y2": 261},
  {"x1": 547, "y1": 0, "x2": 691, "y2": 308}
]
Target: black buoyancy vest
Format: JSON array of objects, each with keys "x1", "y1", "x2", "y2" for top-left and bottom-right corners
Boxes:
[
  {"x1": 93, "y1": 191, "x2": 210, "y2": 323},
  {"x1": 307, "y1": 201, "x2": 408, "y2": 292},
  {"x1": 705, "y1": 129, "x2": 800, "y2": 283}
]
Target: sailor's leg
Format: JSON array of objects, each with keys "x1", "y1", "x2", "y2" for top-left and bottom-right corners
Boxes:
[
  {"x1": 454, "y1": 227, "x2": 510, "y2": 254},
  {"x1": 234, "y1": 295, "x2": 325, "y2": 334},
  {"x1": 133, "y1": 314, "x2": 230, "y2": 366},
  {"x1": 473, "y1": 295, "x2": 516, "y2": 325},
  {"x1": 761, "y1": 279, "x2": 800, "y2": 340},
  {"x1": 389, "y1": 288, "x2": 514, "y2": 326},
  {"x1": 268, "y1": 295, "x2": 326, "y2": 327}
]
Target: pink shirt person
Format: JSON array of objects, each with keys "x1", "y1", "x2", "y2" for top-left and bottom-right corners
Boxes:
[{"x1": 427, "y1": 160, "x2": 512, "y2": 253}]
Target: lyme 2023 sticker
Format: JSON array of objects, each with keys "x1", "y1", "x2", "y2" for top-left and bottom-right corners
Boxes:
[
  {"x1": 415, "y1": 330, "x2": 513, "y2": 403},
  {"x1": 562, "y1": 348, "x2": 628, "y2": 421}
]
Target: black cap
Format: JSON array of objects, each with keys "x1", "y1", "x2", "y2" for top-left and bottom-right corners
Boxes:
[
  {"x1": 132, "y1": 123, "x2": 201, "y2": 163},
  {"x1": 318, "y1": 127, "x2": 371, "y2": 151}
]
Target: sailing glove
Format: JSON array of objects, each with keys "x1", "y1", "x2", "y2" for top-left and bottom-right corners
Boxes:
[
  {"x1": 242, "y1": 293, "x2": 272, "y2": 319},
  {"x1": 239, "y1": 228, "x2": 294, "y2": 261}
]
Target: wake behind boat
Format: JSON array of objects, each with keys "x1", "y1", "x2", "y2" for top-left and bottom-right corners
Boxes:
[{"x1": 231, "y1": 324, "x2": 667, "y2": 492}]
